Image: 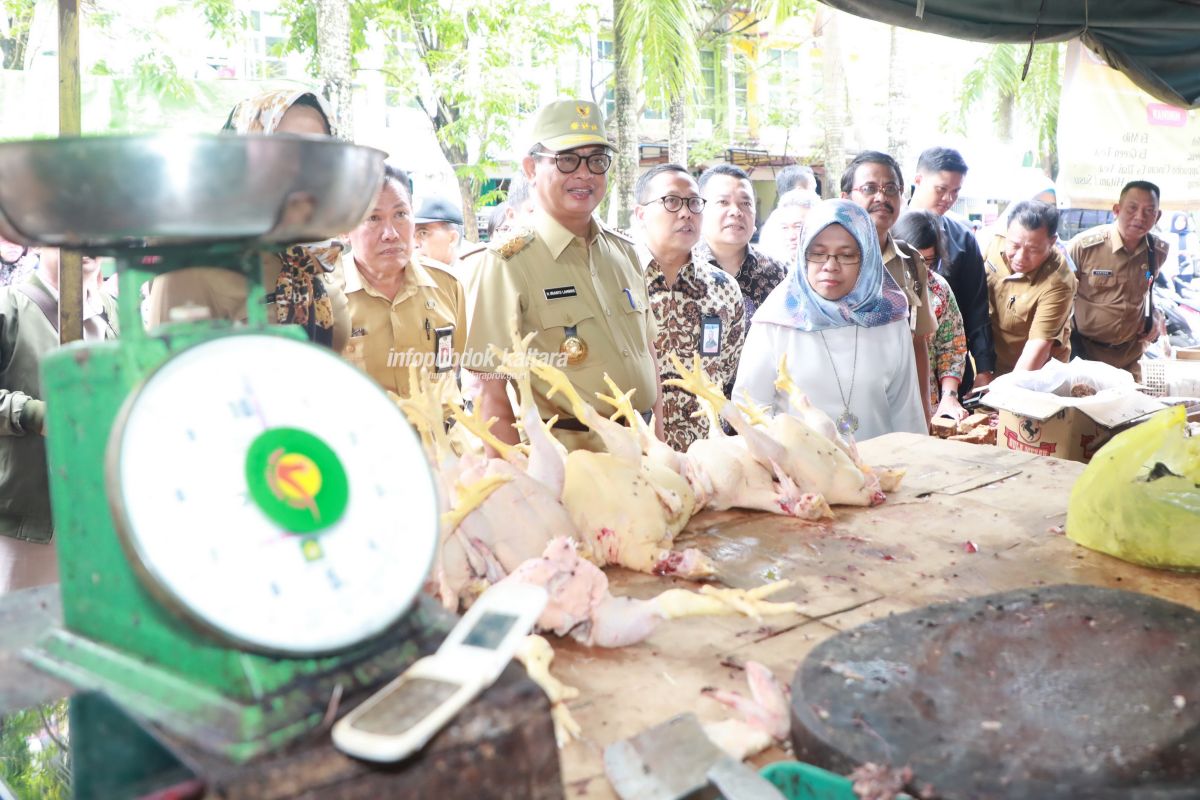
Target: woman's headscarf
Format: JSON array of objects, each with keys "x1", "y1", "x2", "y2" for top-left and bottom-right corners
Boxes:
[
  {"x1": 224, "y1": 89, "x2": 341, "y2": 347},
  {"x1": 753, "y1": 199, "x2": 909, "y2": 332}
]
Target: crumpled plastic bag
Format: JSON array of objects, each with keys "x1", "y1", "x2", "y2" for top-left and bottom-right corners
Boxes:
[
  {"x1": 989, "y1": 358, "x2": 1134, "y2": 397},
  {"x1": 1067, "y1": 405, "x2": 1200, "y2": 570}
]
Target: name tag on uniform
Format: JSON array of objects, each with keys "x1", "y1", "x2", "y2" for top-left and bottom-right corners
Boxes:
[
  {"x1": 544, "y1": 286, "x2": 577, "y2": 300},
  {"x1": 1092, "y1": 269, "x2": 1114, "y2": 278},
  {"x1": 700, "y1": 315, "x2": 722, "y2": 356},
  {"x1": 434, "y1": 325, "x2": 455, "y2": 373}
]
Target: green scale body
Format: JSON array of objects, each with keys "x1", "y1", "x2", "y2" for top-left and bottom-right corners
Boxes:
[{"x1": 30, "y1": 251, "x2": 449, "y2": 761}]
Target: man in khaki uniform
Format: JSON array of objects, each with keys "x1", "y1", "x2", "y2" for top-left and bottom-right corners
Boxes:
[
  {"x1": 1068, "y1": 180, "x2": 1169, "y2": 379},
  {"x1": 466, "y1": 100, "x2": 662, "y2": 453},
  {"x1": 841, "y1": 151, "x2": 938, "y2": 424},
  {"x1": 342, "y1": 165, "x2": 466, "y2": 398},
  {"x1": 983, "y1": 200, "x2": 1076, "y2": 376}
]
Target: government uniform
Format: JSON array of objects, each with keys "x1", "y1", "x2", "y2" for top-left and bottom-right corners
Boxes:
[
  {"x1": 341, "y1": 252, "x2": 466, "y2": 398},
  {"x1": 883, "y1": 234, "x2": 937, "y2": 338},
  {"x1": 465, "y1": 210, "x2": 658, "y2": 452},
  {"x1": 1067, "y1": 223, "x2": 1168, "y2": 377},
  {"x1": 146, "y1": 250, "x2": 351, "y2": 352},
  {"x1": 983, "y1": 234, "x2": 1077, "y2": 376}
]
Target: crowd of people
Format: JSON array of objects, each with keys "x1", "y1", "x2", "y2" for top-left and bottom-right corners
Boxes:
[{"x1": 0, "y1": 90, "x2": 1178, "y2": 592}]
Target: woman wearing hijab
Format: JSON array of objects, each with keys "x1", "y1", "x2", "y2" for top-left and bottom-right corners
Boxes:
[
  {"x1": 894, "y1": 210, "x2": 969, "y2": 421},
  {"x1": 734, "y1": 199, "x2": 926, "y2": 441},
  {"x1": 145, "y1": 89, "x2": 350, "y2": 350}
]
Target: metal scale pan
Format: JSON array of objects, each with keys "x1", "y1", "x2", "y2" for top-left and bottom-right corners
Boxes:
[{"x1": 0, "y1": 133, "x2": 384, "y2": 250}]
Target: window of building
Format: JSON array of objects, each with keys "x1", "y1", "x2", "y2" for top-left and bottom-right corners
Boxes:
[
  {"x1": 699, "y1": 48, "x2": 716, "y2": 120},
  {"x1": 596, "y1": 37, "x2": 616, "y2": 117}
]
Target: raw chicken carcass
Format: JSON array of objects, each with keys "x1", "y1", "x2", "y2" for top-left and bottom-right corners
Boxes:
[
  {"x1": 702, "y1": 660, "x2": 792, "y2": 760},
  {"x1": 498, "y1": 537, "x2": 803, "y2": 648},
  {"x1": 528, "y1": 362, "x2": 710, "y2": 578},
  {"x1": 599, "y1": 368, "x2": 831, "y2": 521},
  {"x1": 396, "y1": 365, "x2": 574, "y2": 610},
  {"x1": 667, "y1": 355, "x2": 885, "y2": 507}
]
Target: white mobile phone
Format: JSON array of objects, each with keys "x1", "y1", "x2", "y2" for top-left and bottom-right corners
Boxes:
[{"x1": 331, "y1": 582, "x2": 548, "y2": 763}]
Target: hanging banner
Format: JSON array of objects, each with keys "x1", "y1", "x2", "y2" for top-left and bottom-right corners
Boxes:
[{"x1": 1058, "y1": 41, "x2": 1200, "y2": 210}]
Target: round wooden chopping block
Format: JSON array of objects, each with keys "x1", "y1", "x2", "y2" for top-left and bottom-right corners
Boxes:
[{"x1": 790, "y1": 584, "x2": 1200, "y2": 799}]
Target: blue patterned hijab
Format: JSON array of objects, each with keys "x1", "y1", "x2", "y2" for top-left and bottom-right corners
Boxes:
[{"x1": 753, "y1": 199, "x2": 909, "y2": 332}]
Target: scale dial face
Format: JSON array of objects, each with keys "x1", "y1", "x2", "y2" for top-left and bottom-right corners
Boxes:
[{"x1": 109, "y1": 334, "x2": 439, "y2": 657}]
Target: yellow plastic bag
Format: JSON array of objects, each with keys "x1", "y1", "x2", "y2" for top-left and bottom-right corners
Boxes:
[{"x1": 1067, "y1": 406, "x2": 1200, "y2": 570}]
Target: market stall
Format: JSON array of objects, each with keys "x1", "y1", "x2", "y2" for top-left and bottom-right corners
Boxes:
[{"x1": 551, "y1": 432, "x2": 1200, "y2": 797}]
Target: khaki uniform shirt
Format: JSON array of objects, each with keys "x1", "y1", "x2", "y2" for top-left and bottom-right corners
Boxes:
[
  {"x1": 1067, "y1": 223, "x2": 1167, "y2": 372},
  {"x1": 465, "y1": 211, "x2": 658, "y2": 452},
  {"x1": 341, "y1": 253, "x2": 466, "y2": 398},
  {"x1": 145, "y1": 255, "x2": 351, "y2": 352},
  {"x1": 984, "y1": 235, "x2": 1077, "y2": 376},
  {"x1": 883, "y1": 234, "x2": 938, "y2": 338},
  {"x1": 640, "y1": 245, "x2": 745, "y2": 452}
]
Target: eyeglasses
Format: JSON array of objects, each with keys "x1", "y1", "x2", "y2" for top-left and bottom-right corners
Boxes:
[
  {"x1": 807, "y1": 253, "x2": 862, "y2": 266},
  {"x1": 534, "y1": 150, "x2": 613, "y2": 175},
  {"x1": 853, "y1": 182, "x2": 902, "y2": 198},
  {"x1": 647, "y1": 195, "x2": 706, "y2": 214}
]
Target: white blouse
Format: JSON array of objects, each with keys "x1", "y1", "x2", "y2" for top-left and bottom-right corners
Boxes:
[{"x1": 733, "y1": 319, "x2": 926, "y2": 441}]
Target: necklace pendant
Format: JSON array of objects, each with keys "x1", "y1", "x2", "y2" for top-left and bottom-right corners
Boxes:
[{"x1": 836, "y1": 409, "x2": 859, "y2": 436}]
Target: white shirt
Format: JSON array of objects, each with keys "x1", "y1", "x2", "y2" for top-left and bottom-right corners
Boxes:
[{"x1": 733, "y1": 319, "x2": 926, "y2": 441}]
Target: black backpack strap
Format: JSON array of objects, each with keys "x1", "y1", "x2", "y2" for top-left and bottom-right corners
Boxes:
[{"x1": 15, "y1": 281, "x2": 58, "y2": 333}]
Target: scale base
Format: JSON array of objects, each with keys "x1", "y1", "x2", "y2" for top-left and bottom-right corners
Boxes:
[{"x1": 27, "y1": 618, "x2": 446, "y2": 763}]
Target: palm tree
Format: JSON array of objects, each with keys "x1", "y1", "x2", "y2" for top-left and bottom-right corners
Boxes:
[
  {"x1": 315, "y1": 0, "x2": 353, "y2": 138},
  {"x1": 819, "y1": 8, "x2": 848, "y2": 196},
  {"x1": 949, "y1": 42, "x2": 1064, "y2": 176},
  {"x1": 609, "y1": 0, "x2": 702, "y2": 226}
]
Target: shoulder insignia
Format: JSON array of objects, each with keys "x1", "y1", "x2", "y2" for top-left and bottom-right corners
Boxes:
[
  {"x1": 601, "y1": 223, "x2": 637, "y2": 245},
  {"x1": 1074, "y1": 229, "x2": 1107, "y2": 249},
  {"x1": 487, "y1": 228, "x2": 535, "y2": 260},
  {"x1": 1153, "y1": 236, "x2": 1170, "y2": 254}
]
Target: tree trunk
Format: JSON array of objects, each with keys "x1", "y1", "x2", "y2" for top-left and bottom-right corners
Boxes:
[
  {"x1": 668, "y1": 94, "x2": 687, "y2": 166},
  {"x1": 996, "y1": 92, "x2": 1014, "y2": 144},
  {"x1": 725, "y1": 39, "x2": 736, "y2": 143},
  {"x1": 885, "y1": 26, "x2": 908, "y2": 158},
  {"x1": 457, "y1": 176, "x2": 479, "y2": 243},
  {"x1": 820, "y1": 10, "x2": 847, "y2": 198},
  {"x1": 315, "y1": 0, "x2": 354, "y2": 138},
  {"x1": 610, "y1": 0, "x2": 637, "y2": 229},
  {"x1": 1, "y1": 0, "x2": 35, "y2": 70}
]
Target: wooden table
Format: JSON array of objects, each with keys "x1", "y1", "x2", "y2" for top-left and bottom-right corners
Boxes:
[{"x1": 551, "y1": 433, "x2": 1200, "y2": 799}]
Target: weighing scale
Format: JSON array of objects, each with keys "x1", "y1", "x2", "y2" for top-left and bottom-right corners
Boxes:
[{"x1": 0, "y1": 134, "x2": 456, "y2": 762}]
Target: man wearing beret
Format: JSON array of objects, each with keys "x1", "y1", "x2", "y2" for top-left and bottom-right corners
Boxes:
[{"x1": 466, "y1": 99, "x2": 663, "y2": 453}]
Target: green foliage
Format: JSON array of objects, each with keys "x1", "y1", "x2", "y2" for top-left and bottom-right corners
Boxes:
[
  {"x1": 0, "y1": 700, "x2": 71, "y2": 800},
  {"x1": 273, "y1": 0, "x2": 594, "y2": 205},
  {"x1": 1, "y1": 0, "x2": 36, "y2": 69},
  {"x1": 188, "y1": 0, "x2": 248, "y2": 43},
  {"x1": 618, "y1": 0, "x2": 703, "y2": 106},
  {"x1": 947, "y1": 41, "x2": 1064, "y2": 172}
]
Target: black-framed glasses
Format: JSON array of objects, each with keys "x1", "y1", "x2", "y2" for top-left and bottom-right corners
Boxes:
[
  {"x1": 535, "y1": 150, "x2": 613, "y2": 175},
  {"x1": 648, "y1": 195, "x2": 706, "y2": 214},
  {"x1": 807, "y1": 252, "x2": 862, "y2": 266},
  {"x1": 853, "y1": 182, "x2": 902, "y2": 198}
]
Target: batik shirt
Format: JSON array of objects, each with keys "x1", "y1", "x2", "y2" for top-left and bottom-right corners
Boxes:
[
  {"x1": 693, "y1": 241, "x2": 788, "y2": 321},
  {"x1": 927, "y1": 271, "x2": 967, "y2": 406},
  {"x1": 641, "y1": 247, "x2": 746, "y2": 452}
]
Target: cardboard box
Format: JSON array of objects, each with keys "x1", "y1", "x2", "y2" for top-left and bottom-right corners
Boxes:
[{"x1": 981, "y1": 387, "x2": 1165, "y2": 462}]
